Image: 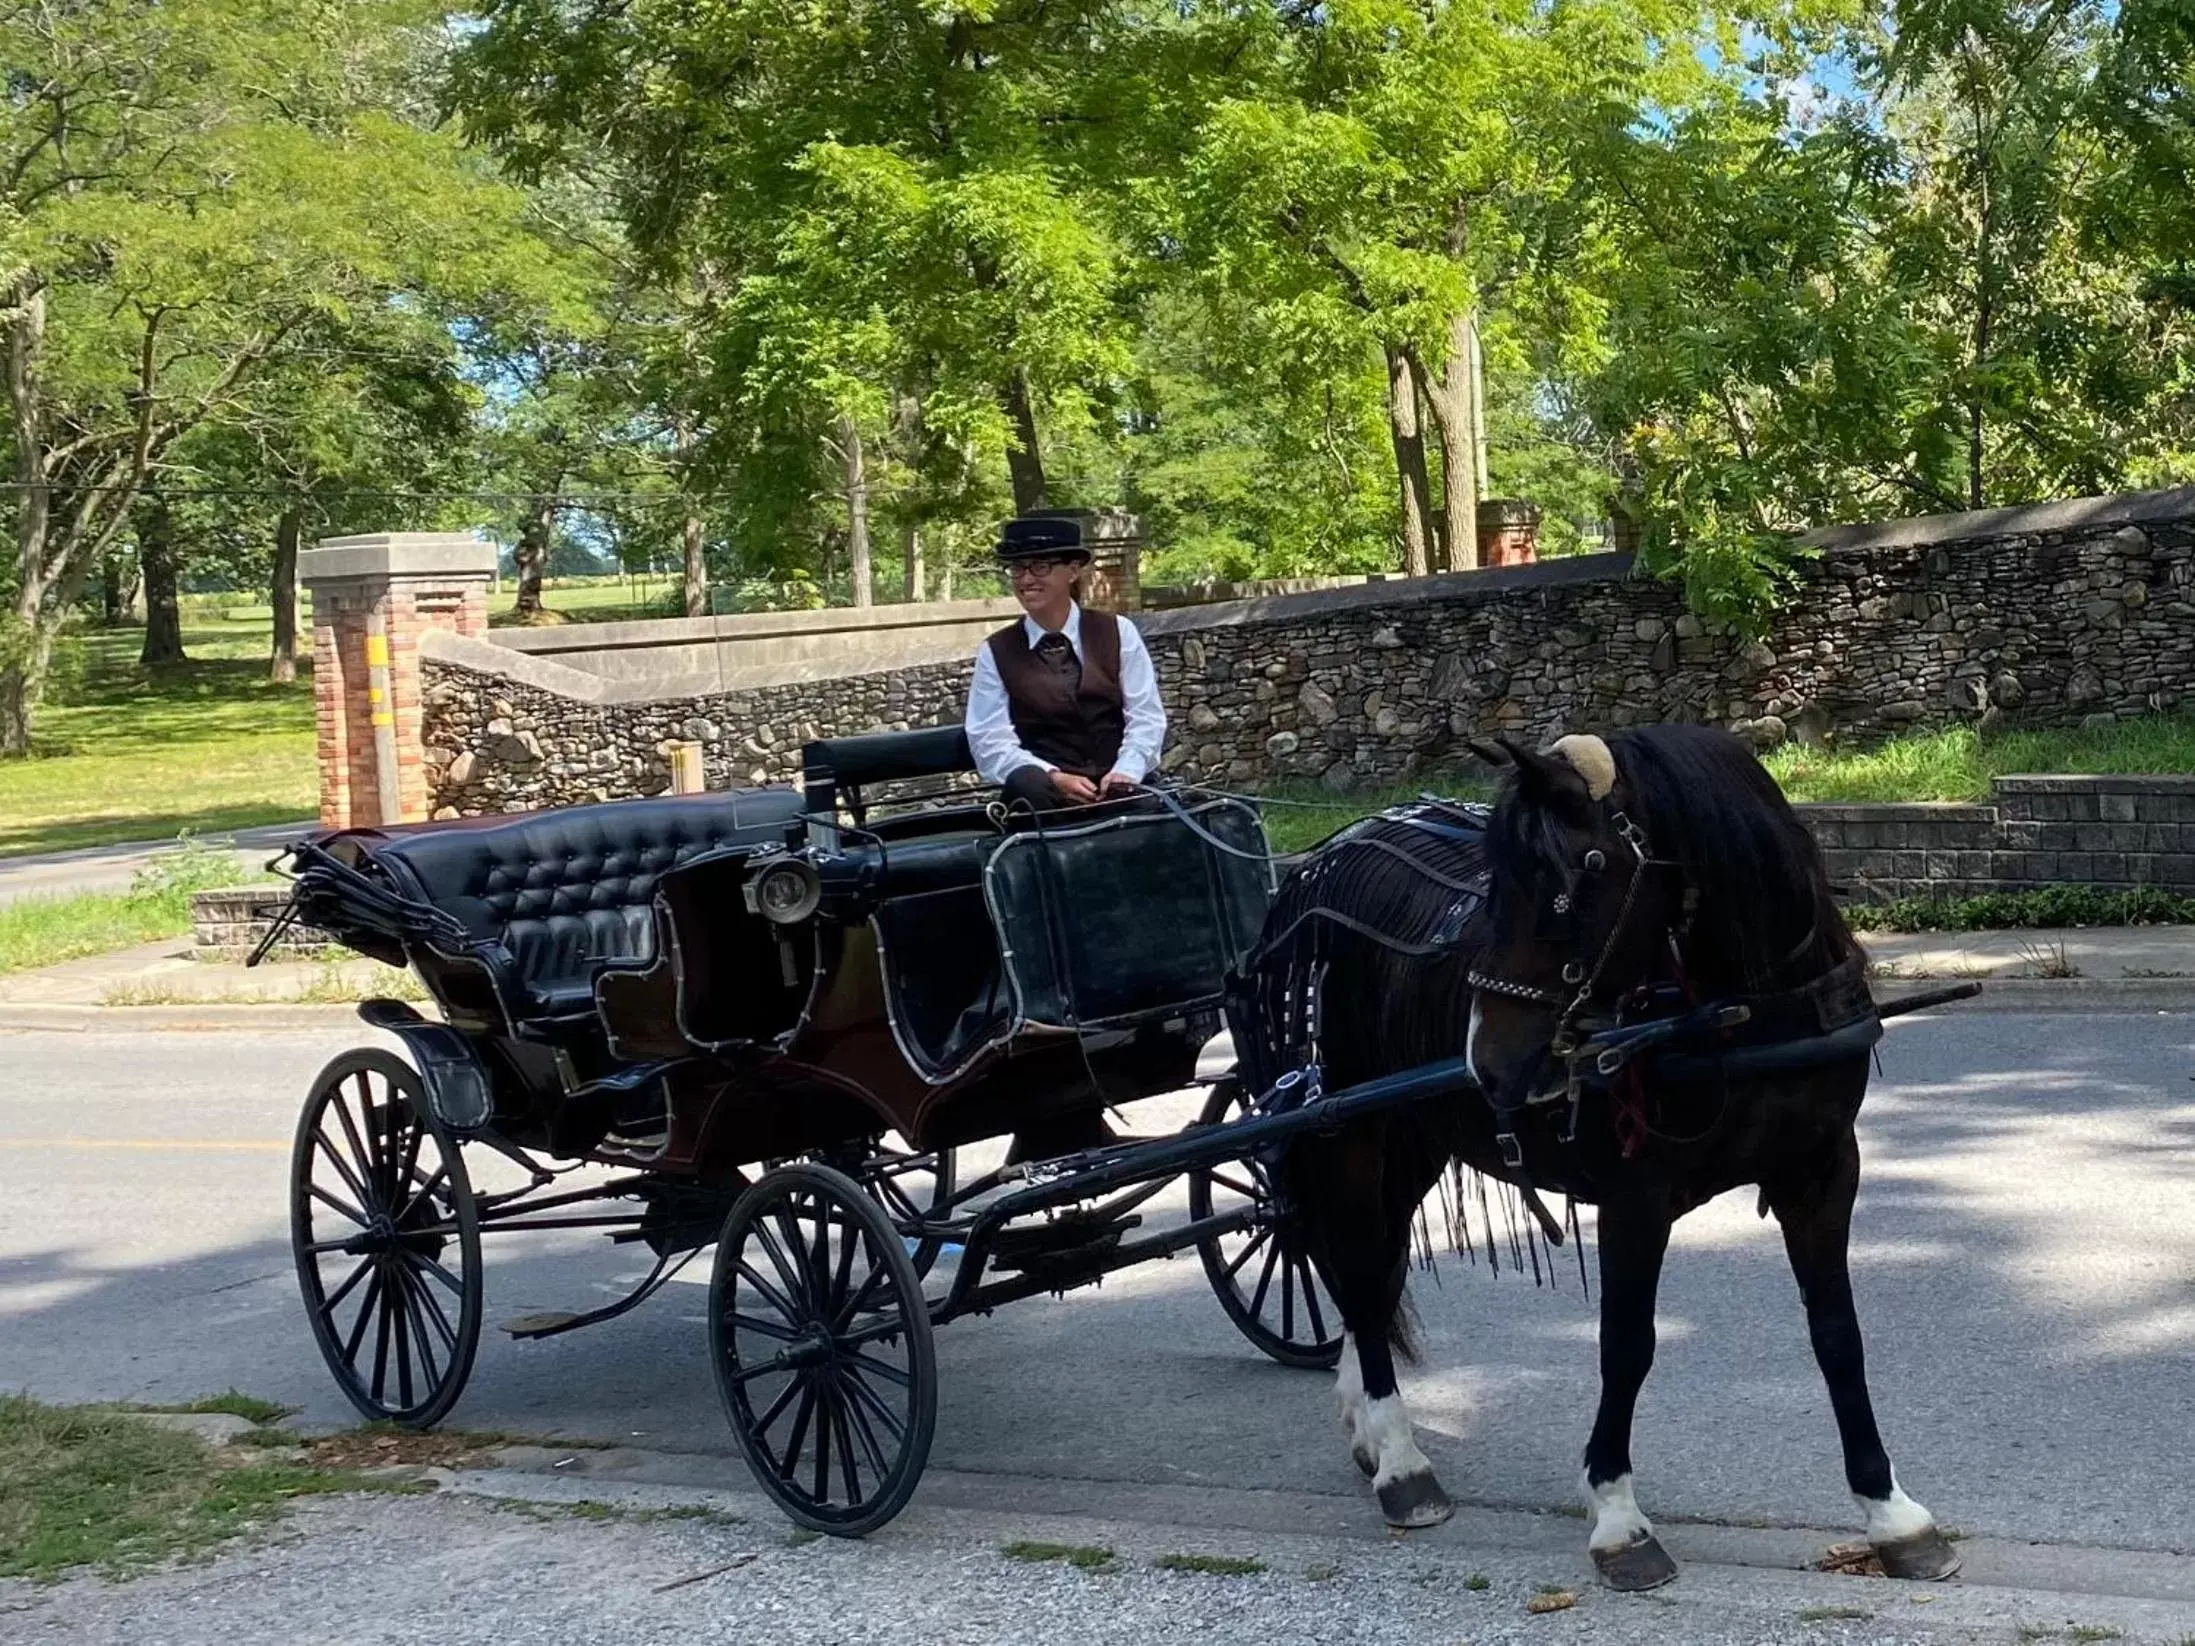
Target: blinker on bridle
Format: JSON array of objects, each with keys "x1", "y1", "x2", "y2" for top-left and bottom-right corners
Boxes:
[{"x1": 1466, "y1": 807, "x2": 1655, "y2": 1053}]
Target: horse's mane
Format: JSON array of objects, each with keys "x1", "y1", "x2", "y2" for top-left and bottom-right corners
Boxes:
[{"x1": 1489, "y1": 725, "x2": 1856, "y2": 994}]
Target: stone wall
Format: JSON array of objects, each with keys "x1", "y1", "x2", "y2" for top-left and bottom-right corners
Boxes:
[
  {"x1": 1801, "y1": 776, "x2": 2195, "y2": 904},
  {"x1": 417, "y1": 486, "x2": 2195, "y2": 818},
  {"x1": 188, "y1": 886, "x2": 339, "y2": 963}
]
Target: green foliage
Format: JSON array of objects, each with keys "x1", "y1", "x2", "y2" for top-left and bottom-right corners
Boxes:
[
  {"x1": 0, "y1": 836, "x2": 249, "y2": 974},
  {"x1": 1762, "y1": 717, "x2": 2195, "y2": 803},
  {"x1": 1851, "y1": 885, "x2": 2195, "y2": 933},
  {"x1": 1001, "y1": 1541, "x2": 1118, "y2": 1570}
]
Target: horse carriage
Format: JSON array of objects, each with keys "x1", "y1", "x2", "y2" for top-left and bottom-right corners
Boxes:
[{"x1": 269, "y1": 719, "x2": 1977, "y2": 1583}]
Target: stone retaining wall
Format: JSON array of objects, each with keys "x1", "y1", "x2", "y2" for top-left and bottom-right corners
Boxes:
[
  {"x1": 188, "y1": 886, "x2": 338, "y2": 963},
  {"x1": 1800, "y1": 776, "x2": 2195, "y2": 904},
  {"x1": 417, "y1": 487, "x2": 2195, "y2": 818}
]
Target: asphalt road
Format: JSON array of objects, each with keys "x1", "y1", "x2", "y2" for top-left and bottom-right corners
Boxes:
[{"x1": 3, "y1": 1010, "x2": 2192, "y2": 1567}]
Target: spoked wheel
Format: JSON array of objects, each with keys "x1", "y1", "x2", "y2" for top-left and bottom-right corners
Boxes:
[
  {"x1": 850, "y1": 1139, "x2": 957, "y2": 1278},
  {"x1": 709, "y1": 1162, "x2": 937, "y2": 1537},
  {"x1": 291, "y1": 1047, "x2": 482, "y2": 1426},
  {"x1": 1187, "y1": 1077, "x2": 1345, "y2": 1370}
]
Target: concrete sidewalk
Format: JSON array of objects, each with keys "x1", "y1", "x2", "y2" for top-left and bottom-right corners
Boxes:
[
  {"x1": 0, "y1": 822, "x2": 313, "y2": 907},
  {"x1": 1860, "y1": 922, "x2": 2195, "y2": 981}
]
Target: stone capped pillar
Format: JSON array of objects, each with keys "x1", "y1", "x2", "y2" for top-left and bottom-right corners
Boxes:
[
  {"x1": 1025, "y1": 506, "x2": 1144, "y2": 612},
  {"x1": 301, "y1": 533, "x2": 497, "y2": 828},
  {"x1": 1476, "y1": 499, "x2": 1541, "y2": 568}
]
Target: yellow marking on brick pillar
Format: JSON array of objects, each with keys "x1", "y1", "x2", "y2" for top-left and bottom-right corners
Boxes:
[{"x1": 364, "y1": 633, "x2": 390, "y2": 666}]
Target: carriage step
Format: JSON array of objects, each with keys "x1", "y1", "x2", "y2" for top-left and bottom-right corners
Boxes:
[{"x1": 501, "y1": 1311, "x2": 586, "y2": 1340}]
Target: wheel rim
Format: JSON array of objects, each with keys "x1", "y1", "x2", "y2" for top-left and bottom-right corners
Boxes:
[
  {"x1": 711, "y1": 1164, "x2": 935, "y2": 1535},
  {"x1": 1189, "y1": 1081, "x2": 1344, "y2": 1370},
  {"x1": 292, "y1": 1051, "x2": 481, "y2": 1426}
]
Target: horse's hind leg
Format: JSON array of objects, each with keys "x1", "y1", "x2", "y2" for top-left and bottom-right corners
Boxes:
[
  {"x1": 1581, "y1": 1190, "x2": 1680, "y2": 1591},
  {"x1": 1342, "y1": 1253, "x2": 1453, "y2": 1528},
  {"x1": 1769, "y1": 1133, "x2": 1959, "y2": 1581}
]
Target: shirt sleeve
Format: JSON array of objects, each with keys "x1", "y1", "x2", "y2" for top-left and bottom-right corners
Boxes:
[
  {"x1": 1109, "y1": 618, "x2": 1168, "y2": 784},
  {"x1": 964, "y1": 641, "x2": 1051, "y2": 786}
]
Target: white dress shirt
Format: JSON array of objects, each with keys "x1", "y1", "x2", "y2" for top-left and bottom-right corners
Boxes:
[{"x1": 964, "y1": 604, "x2": 1168, "y2": 787}]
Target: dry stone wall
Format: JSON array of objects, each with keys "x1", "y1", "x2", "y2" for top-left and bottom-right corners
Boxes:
[{"x1": 419, "y1": 489, "x2": 2195, "y2": 817}]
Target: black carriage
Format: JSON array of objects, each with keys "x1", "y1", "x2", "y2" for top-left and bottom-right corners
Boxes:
[{"x1": 275, "y1": 727, "x2": 1391, "y2": 1533}]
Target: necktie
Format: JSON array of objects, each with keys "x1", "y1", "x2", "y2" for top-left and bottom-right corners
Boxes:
[{"x1": 1034, "y1": 632, "x2": 1077, "y2": 676}]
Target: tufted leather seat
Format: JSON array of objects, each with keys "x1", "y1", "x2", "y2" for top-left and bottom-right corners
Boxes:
[{"x1": 370, "y1": 789, "x2": 806, "y2": 1023}]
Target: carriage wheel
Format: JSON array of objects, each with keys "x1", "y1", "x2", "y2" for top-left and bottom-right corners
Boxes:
[
  {"x1": 1187, "y1": 1078, "x2": 1345, "y2": 1370},
  {"x1": 709, "y1": 1162, "x2": 936, "y2": 1537},
  {"x1": 851, "y1": 1140, "x2": 957, "y2": 1278},
  {"x1": 291, "y1": 1048, "x2": 482, "y2": 1427}
]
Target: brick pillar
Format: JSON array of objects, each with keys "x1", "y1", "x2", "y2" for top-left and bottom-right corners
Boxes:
[
  {"x1": 300, "y1": 533, "x2": 497, "y2": 828},
  {"x1": 1026, "y1": 506, "x2": 1143, "y2": 613},
  {"x1": 1476, "y1": 499, "x2": 1541, "y2": 568}
]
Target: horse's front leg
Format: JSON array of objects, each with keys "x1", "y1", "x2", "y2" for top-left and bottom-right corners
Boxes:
[
  {"x1": 1582, "y1": 1190, "x2": 1680, "y2": 1591},
  {"x1": 1770, "y1": 1135, "x2": 1960, "y2": 1581}
]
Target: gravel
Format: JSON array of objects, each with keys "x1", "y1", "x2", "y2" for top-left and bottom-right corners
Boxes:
[{"x1": 6, "y1": 1479, "x2": 2190, "y2": 1646}]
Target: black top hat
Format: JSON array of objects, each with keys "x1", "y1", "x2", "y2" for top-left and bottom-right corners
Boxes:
[{"x1": 994, "y1": 515, "x2": 1089, "y2": 562}]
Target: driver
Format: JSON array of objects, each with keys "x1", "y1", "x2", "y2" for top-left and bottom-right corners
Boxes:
[{"x1": 963, "y1": 516, "x2": 1166, "y2": 810}]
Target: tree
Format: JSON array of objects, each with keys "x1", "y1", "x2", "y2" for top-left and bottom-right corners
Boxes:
[{"x1": 0, "y1": 0, "x2": 545, "y2": 752}]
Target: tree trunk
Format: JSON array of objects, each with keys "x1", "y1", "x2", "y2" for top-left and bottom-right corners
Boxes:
[
  {"x1": 837, "y1": 413, "x2": 874, "y2": 608},
  {"x1": 1968, "y1": 286, "x2": 1991, "y2": 510},
  {"x1": 1001, "y1": 367, "x2": 1049, "y2": 515},
  {"x1": 1384, "y1": 344, "x2": 1434, "y2": 577},
  {"x1": 4, "y1": 285, "x2": 50, "y2": 755},
  {"x1": 269, "y1": 506, "x2": 302, "y2": 684},
  {"x1": 1417, "y1": 313, "x2": 1482, "y2": 572},
  {"x1": 903, "y1": 520, "x2": 925, "y2": 603},
  {"x1": 514, "y1": 499, "x2": 552, "y2": 617},
  {"x1": 682, "y1": 510, "x2": 707, "y2": 618},
  {"x1": 137, "y1": 498, "x2": 186, "y2": 666}
]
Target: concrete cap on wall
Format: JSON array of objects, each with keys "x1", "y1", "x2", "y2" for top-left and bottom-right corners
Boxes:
[{"x1": 301, "y1": 532, "x2": 500, "y2": 586}]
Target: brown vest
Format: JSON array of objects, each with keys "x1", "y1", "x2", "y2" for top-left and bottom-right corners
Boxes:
[{"x1": 987, "y1": 610, "x2": 1126, "y2": 779}]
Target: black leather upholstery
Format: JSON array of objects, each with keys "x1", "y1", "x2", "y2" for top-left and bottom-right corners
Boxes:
[{"x1": 371, "y1": 789, "x2": 805, "y2": 1020}]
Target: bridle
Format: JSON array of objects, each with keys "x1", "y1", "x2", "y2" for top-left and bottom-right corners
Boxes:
[{"x1": 1467, "y1": 806, "x2": 1660, "y2": 1060}]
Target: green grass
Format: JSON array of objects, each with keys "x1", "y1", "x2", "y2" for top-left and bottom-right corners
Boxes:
[
  {"x1": 115, "y1": 1392, "x2": 296, "y2": 1427},
  {"x1": 0, "y1": 618, "x2": 316, "y2": 857},
  {"x1": 0, "y1": 1394, "x2": 428, "y2": 1583},
  {"x1": 0, "y1": 838, "x2": 252, "y2": 974},
  {"x1": 1799, "y1": 1606, "x2": 1874, "y2": 1622},
  {"x1": 1152, "y1": 1552, "x2": 1266, "y2": 1577},
  {"x1": 1851, "y1": 884, "x2": 2195, "y2": 933},
  {"x1": 1001, "y1": 1540, "x2": 1117, "y2": 1571},
  {"x1": 1463, "y1": 1572, "x2": 1491, "y2": 1591},
  {"x1": 1762, "y1": 718, "x2": 2195, "y2": 804}
]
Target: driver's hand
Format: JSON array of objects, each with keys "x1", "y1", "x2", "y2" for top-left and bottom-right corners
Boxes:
[
  {"x1": 1052, "y1": 772, "x2": 1101, "y2": 805},
  {"x1": 1099, "y1": 772, "x2": 1139, "y2": 798}
]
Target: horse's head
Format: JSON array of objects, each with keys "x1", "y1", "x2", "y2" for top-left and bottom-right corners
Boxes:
[{"x1": 1463, "y1": 732, "x2": 1681, "y2": 1109}]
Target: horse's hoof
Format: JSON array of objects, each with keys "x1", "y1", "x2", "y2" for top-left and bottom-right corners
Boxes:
[
  {"x1": 1351, "y1": 1444, "x2": 1376, "y2": 1479},
  {"x1": 1874, "y1": 1527, "x2": 1961, "y2": 1582},
  {"x1": 1592, "y1": 1532, "x2": 1679, "y2": 1593},
  {"x1": 1377, "y1": 1470, "x2": 1453, "y2": 1529}
]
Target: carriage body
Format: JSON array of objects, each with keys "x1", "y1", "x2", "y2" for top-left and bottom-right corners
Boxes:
[{"x1": 285, "y1": 726, "x2": 1270, "y2": 1177}]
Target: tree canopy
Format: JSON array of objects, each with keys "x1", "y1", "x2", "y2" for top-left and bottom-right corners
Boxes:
[{"x1": 2, "y1": 0, "x2": 2189, "y2": 748}]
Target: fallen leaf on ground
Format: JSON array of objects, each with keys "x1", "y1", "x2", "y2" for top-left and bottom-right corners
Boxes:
[
  {"x1": 1526, "y1": 1590, "x2": 1578, "y2": 1614},
  {"x1": 1816, "y1": 1541, "x2": 1886, "y2": 1577}
]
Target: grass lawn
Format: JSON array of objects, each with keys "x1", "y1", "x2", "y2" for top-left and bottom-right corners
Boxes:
[
  {"x1": 0, "y1": 1394, "x2": 427, "y2": 1583},
  {"x1": 0, "y1": 840, "x2": 253, "y2": 974},
  {"x1": 1762, "y1": 718, "x2": 2195, "y2": 804}
]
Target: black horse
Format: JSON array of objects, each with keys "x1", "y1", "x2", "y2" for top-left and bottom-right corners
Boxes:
[{"x1": 1234, "y1": 724, "x2": 1957, "y2": 1590}]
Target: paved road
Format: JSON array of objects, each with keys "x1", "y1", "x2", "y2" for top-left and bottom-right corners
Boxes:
[{"x1": 3, "y1": 1011, "x2": 2192, "y2": 1569}]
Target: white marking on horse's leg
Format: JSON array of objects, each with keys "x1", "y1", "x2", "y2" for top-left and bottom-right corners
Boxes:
[
  {"x1": 1334, "y1": 1332, "x2": 1372, "y2": 1471},
  {"x1": 1465, "y1": 996, "x2": 1485, "y2": 1085},
  {"x1": 1859, "y1": 1478, "x2": 1937, "y2": 1544},
  {"x1": 1582, "y1": 1470, "x2": 1655, "y2": 1553},
  {"x1": 1361, "y1": 1393, "x2": 1433, "y2": 1489},
  {"x1": 1364, "y1": 1392, "x2": 1451, "y2": 1526}
]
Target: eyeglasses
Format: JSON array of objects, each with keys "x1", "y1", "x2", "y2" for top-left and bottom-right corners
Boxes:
[{"x1": 1009, "y1": 556, "x2": 1076, "y2": 579}]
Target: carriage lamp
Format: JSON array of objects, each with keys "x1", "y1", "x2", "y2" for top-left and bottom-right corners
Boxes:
[{"x1": 745, "y1": 855, "x2": 824, "y2": 925}]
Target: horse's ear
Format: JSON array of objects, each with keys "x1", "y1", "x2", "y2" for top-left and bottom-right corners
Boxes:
[
  {"x1": 1501, "y1": 737, "x2": 1592, "y2": 809},
  {"x1": 1464, "y1": 739, "x2": 1512, "y2": 770}
]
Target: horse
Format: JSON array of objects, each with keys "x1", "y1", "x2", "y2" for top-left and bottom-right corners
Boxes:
[{"x1": 1232, "y1": 723, "x2": 1957, "y2": 1591}]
